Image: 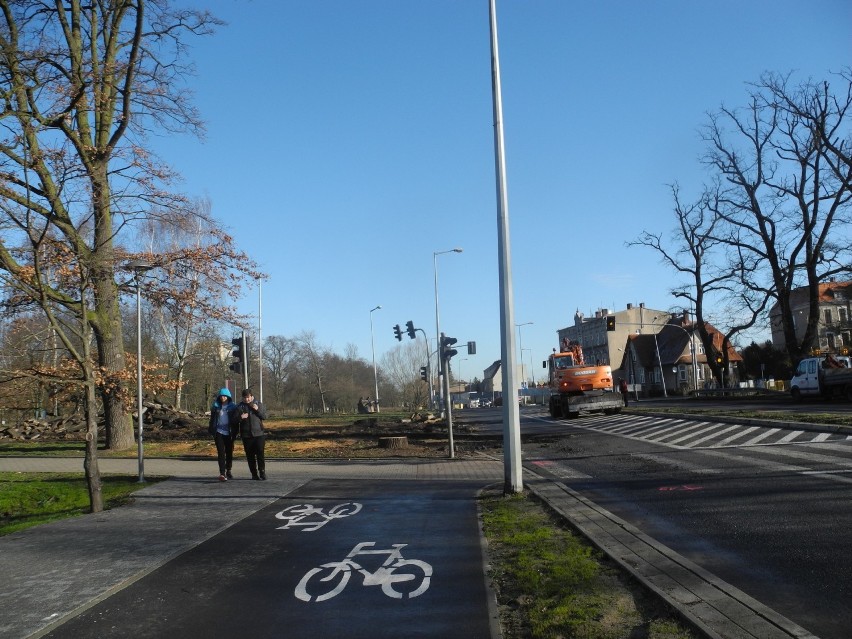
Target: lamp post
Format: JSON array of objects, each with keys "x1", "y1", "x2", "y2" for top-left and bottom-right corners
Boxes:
[
  {"x1": 369, "y1": 305, "x2": 381, "y2": 413},
  {"x1": 129, "y1": 260, "x2": 154, "y2": 483},
  {"x1": 651, "y1": 316, "x2": 668, "y2": 398},
  {"x1": 258, "y1": 277, "x2": 263, "y2": 402},
  {"x1": 434, "y1": 247, "x2": 462, "y2": 413},
  {"x1": 458, "y1": 358, "x2": 468, "y2": 395},
  {"x1": 515, "y1": 322, "x2": 532, "y2": 384},
  {"x1": 652, "y1": 316, "x2": 698, "y2": 392}
]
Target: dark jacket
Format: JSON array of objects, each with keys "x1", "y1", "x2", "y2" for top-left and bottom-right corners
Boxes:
[
  {"x1": 208, "y1": 401, "x2": 239, "y2": 437},
  {"x1": 236, "y1": 399, "x2": 267, "y2": 438}
]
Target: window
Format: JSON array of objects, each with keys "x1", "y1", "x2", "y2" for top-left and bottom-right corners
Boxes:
[
  {"x1": 697, "y1": 344, "x2": 705, "y2": 355},
  {"x1": 824, "y1": 309, "x2": 833, "y2": 325},
  {"x1": 828, "y1": 333, "x2": 836, "y2": 350},
  {"x1": 678, "y1": 365, "x2": 687, "y2": 381},
  {"x1": 840, "y1": 308, "x2": 849, "y2": 324}
]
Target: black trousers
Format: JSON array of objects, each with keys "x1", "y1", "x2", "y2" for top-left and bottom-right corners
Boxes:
[
  {"x1": 213, "y1": 432, "x2": 235, "y2": 475},
  {"x1": 242, "y1": 435, "x2": 266, "y2": 476}
]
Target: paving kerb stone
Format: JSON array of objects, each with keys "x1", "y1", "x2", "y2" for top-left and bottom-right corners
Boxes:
[{"x1": 525, "y1": 477, "x2": 820, "y2": 639}]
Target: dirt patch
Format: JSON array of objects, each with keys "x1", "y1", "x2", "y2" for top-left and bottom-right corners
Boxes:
[{"x1": 126, "y1": 415, "x2": 502, "y2": 460}]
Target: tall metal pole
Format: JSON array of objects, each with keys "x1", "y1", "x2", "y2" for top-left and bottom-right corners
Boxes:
[
  {"x1": 652, "y1": 330, "x2": 668, "y2": 398},
  {"x1": 433, "y1": 248, "x2": 462, "y2": 414},
  {"x1": 490, "y1": 0, "x2": 522, "y2": 493},
  {"x1": 241, "y1": 329, "x2": 249, "y2": 392},
  {"x1": 441, "y1": 333, "x2": 455, "y2": 459},
  {"x1": 135, "y1": 273, "x2": 145, "y2": 483},
  {"x1": 258, "y1": 278, "x2": 263, "y2": 402},
  {"x1": 516, "y1": 322, "x2": 532, "y2": 385},
  {"x1": 370, "y1": 305, "x2": 381, "y2": 413}
]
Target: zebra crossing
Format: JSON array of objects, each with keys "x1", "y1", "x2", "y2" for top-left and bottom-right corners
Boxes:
[{"x1": 524, "y1": 407, "x2": 852, "y2": 450}]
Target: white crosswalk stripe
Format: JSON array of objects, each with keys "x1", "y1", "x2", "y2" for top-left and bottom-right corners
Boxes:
[{"x1": 524, "y1": 408, "x2": 852, "y2": 450}]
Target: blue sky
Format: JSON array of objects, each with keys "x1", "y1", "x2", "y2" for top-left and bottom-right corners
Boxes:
[{"x1": 157, "y1": 0, "x2": 850, "y2": 381}]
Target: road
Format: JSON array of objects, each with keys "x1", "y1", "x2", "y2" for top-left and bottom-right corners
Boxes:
[{"x1": 462, "y1": 404, "x2": 851, "y2": 639}]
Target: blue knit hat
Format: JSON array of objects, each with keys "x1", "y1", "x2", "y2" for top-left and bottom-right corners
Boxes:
[{"x1": 218, "y1": 388, "x2": 232, "y2": 398}]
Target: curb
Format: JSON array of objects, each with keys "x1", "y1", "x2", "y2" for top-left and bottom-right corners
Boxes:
[{"x1": 525, "y1": 476, "x2": 819, "y2": 639}]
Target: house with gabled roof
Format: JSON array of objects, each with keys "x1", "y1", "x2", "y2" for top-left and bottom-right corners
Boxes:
[{"x1": 617, "y1": 312, "x2": 742, "y2": 396}]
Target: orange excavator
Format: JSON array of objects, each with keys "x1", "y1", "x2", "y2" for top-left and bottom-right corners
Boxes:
[{"x1": 545, "y1": 338, "x2": 623, "y2": 418}]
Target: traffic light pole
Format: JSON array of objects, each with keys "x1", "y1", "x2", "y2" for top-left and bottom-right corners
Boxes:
[
  {"x1": 415, "y1": 328, "x2": 435, "y2": 410},
  {"x1": 440, "y1": 332, "x2": 455, "y2": 459},
  {"x1": 240, "y1": 330, "x2": 249, "y2": 391}
]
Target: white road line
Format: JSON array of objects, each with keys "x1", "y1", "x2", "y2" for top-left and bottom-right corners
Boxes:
[
  {"x1": 744, "y1": 445, "x2": 852, "y2": 469},
  {"x1": 696, "y1": 448, "x2": 852, "y2": 486},
  {"x1": 711, "y1": 426, "x2": 759, "y2": 448},
  {"x1": 740, "y1": 428, "x2": 781, "y2": 446},
  {"x1": 683, "y1": 424, "x2": 743, "y2": 448},
  {"x1": 777, "y1": 430, "x2": 804, "y2": 443},
  {"x1": 663, "y1": 423, "x2": 721, "y2": 445}
]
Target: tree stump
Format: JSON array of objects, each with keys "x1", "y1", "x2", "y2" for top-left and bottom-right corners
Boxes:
[{"x1": 379, "y1": 436, "x2": 408, "y2": 449}]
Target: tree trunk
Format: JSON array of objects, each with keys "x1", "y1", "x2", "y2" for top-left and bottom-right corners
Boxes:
[
  {"x1": 379, "y1": 436, "x2": 408, "y2": 449},
  {"x1": 91, "y1": 162, "x2": 134, "y2": 450},
  {"x1": 83, "y1": 378, "x2": 103, "y2": 513}
]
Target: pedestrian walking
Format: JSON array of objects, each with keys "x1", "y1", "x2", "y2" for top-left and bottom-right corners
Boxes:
[
  {"x1": 237, "y1": 388, "x2": 268, "y2": 480},
  {"x1": 618, "y1": 378, "x2": 629, "y2": 406},
  {"x1": 208, "y1": 388, "x2": 239, "y2": 481}
]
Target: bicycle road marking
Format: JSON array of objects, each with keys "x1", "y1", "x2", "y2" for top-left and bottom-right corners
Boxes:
[
  {"x1": 275, "y1": 502, "x2": 363, "y2": 531},
  {"x1": 295, "y1": 541, "x2": 433, "y2": 602}
]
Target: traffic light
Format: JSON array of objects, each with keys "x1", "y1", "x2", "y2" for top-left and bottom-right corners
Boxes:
[
  {"x1": 405, "y1": 320, "x2": 416, "y2": 339},
  {"x1": 420, "y1": 366, "x2": 428, "y2": 382},
  {"x1": 467, "y1": 341, "x2": 476, "y2": 355},
  {"x1": 606, "y1": 316, "x2": 616, "y2": 331},
  {"x1": 393, "y1": 324, "x2": 403, "y2": 341},
  {"x1": 441, "y1": 335, "x2": 458, "y2": 361},
  {"x1": 229, "y1": 334, "x2": 245, "y2": 374}
]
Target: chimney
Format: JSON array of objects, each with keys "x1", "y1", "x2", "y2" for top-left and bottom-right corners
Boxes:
[
  {"x1": 627, "y1": 303, "x2": 633, "y2": 310},
  {"x1": 639, "y1": 302, "x2": 645, "y2": 308}
]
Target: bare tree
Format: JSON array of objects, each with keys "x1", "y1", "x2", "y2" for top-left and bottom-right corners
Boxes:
[
  {"x1": 380, "y1": 338, "x2": 429, "y2": 408},
  {"x1": 629, "y1": 184, "x2": 737, "y2": 381},
  {"x1": 263, "y1": 334, "x2": 297, "y2": 408},
  {"x1": 0, "y1": 1, "x2": 221, "y2": 449},
  {"x1": 294, "y1": 331, "x2": 330, "y2": 413},
  {"x1": 702, "y1": 71, "x2": 852, "y2": 361},
  {"x1": 136, "y1": 198, "x2": 260, "y2": 408},
  {"x1": 633, "y1": 70, "x2": 852, "y2": 367}
]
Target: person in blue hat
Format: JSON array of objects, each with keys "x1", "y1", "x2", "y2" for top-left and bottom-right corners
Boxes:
[{"x1": 208, "y1": 387, "x2": 239, "y2": 481}]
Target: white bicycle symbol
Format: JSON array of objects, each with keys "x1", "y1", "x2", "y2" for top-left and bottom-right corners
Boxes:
[
  {"x1": 275, "y1": 502, "x2": 362, "y2": 532},
  {"x1": 295, "y1": 541, "x2": 432, "y2": 602}
]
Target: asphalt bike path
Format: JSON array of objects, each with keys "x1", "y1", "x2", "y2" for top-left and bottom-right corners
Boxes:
[{"x1": 41, "y1": 478, "x2": 495, "y2": 639}]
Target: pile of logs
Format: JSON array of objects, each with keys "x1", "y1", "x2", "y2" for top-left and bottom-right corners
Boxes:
[{"x1": 0, "y1": 399, "x2": 208, "y2": 441}]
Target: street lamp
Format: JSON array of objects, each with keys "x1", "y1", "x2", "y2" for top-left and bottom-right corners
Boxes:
[
  {"x1": 369, "y1": 305, "x2": 381, "y2": 413},
  {"x1": 651, "y1": 316, "x2": 668, "y2": 398},
  {"x1": 434, "y1": 247, "x2": 462, "y2": 412},
  {"x1": 129, "y1": 260, "x2": 154, "y2": 483},
  {"x1": 653, "y1": 316, "x2": 698, "y2": 392},
  {"x1": 458, "y1": 358, "x2": 468, "y2": 394},
  {"x1": 515, "y1": 322, "x2": 532, "y2": 384}
]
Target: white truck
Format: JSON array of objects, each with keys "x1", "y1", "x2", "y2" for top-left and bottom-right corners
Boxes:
[{"x1": 789, "y1": 354, "x2": 852, "y2": 401}]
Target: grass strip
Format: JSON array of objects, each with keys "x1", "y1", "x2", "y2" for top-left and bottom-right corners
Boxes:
[
  {"x1": 0, "y1": 472, "x2": 157, "y2": 536},
  {"x1": 479, "y1": 490, "x2": 697, "y2": 639}
]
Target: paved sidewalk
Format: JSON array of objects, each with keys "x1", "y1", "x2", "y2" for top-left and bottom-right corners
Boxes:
[{"x1": 0, "y1": 455, "x2": 822, "y2": 639}]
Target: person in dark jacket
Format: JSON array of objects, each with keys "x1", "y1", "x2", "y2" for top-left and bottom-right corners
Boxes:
[
  {"x1": 208, "y1": 388, "x2": 239, "y2": 481},
  {"x1": 236, "y1": 388, "x2": 268, "y2": 480}
]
